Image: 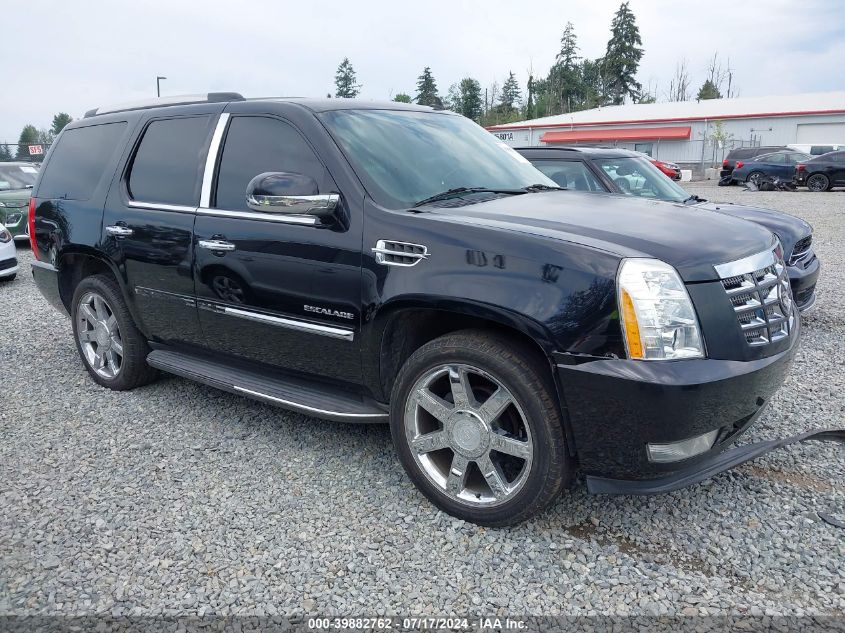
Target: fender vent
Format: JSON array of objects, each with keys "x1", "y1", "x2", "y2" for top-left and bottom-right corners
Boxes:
[{"x1": 372, "y1": 240, "x2": 429, "y2": 267}]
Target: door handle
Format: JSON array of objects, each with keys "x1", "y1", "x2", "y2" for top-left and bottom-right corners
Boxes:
[
  {"x1": 198, "y1": 239, "x2": 236, "y2": 252},
  {"x1": 106, "y1": 225, "x2": 134, "y2": 237}
]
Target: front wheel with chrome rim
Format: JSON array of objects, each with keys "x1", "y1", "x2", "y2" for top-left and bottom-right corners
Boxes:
[
  {"x1": 390, "y1": 330, "x2": 571, "y2": 526},
  {"x1": 71, "y1": 274, "x2": 158, "y2": 391}
]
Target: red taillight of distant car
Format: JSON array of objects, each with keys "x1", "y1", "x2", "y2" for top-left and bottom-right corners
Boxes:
[
  {"x1": 796, "y1": 164, "x2": 806, "y2": 172},
  {"x1": 28, "y1": 197, "x2": 38, "y2": 258},
  {"x1": 722, "y1": 159, "x2": 729, "y2": 167},
  {"x1": 735, "y1": 161, "x2": 744, "y2": 169}
]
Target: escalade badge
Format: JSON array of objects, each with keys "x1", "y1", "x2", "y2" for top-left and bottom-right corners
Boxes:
[{"x1": 304, "y1": 304, "x2": 354, "y2": 320}]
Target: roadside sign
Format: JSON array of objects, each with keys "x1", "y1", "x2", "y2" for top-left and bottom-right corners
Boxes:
[{"x1": 28, "y1": 144, "x2": 44, "y2": 155}]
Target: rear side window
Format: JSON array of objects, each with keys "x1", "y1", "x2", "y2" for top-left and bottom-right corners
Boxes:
[
  {"x1": 128, "y1": 116, "x2": 211, "y2": 206},
  {"x1": 213, "y1": 116, "x2": 326, "y2": 211},
  {"x1": 37, "y1": 122, "x2": 127, "y2": 200}
]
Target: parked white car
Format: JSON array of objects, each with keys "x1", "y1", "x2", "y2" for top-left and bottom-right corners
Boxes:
[
  {"x1": 0, "y1": 227, "x2": 18, "y2": 281},
  {"x1": 787, "y1": 143, "x2": 845, "y2": 156}
]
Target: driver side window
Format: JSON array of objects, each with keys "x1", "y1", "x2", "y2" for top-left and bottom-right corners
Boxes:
[{"x1": 214, "y1": 116, "x2": 327, "y2": 211}]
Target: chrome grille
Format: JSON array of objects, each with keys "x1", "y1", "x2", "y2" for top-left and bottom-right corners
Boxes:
[{"x1": 717, "y1": 246, "x2": 795, "y2": 347}]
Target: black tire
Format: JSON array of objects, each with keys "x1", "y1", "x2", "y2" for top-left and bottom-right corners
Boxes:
[
  {"x1": 806, "y1": 173, "x2": 830, "y2": 192},
  {"x1": 389, "y1": 329, "x2": 572, "y2": 526},
  {"x1": 746, "y1": 171, "x2": 765, "y2": 185},
  {"x1": 70, "y1": 274, "x2": 157, "y2": 391}
]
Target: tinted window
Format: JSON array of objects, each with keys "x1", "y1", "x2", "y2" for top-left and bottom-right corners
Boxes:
[
  {"x1": 788, "y1": 153, "x2": 812, "y2": 163},
  {"x1": 758, "y1": 153, "x2": 786, "y2": 164},
  {"x1": 532, "y1": 160, "x2": 605, "y2": 192},
  {"x1": 214, "y1": 117, "x2": 326, "y2": 211},
  {"x1": 129, "y1": 116, "x2": 211, "y2": 206},
  {"x1": 810, "y1": 146, "x2": 834, "y2": 155},
  {"x1": 37, "y1": 122, "x2": 127, "y2": 200}
]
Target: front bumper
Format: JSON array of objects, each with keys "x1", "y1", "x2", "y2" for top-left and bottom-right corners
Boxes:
[
  {"x1": 0, "y1": 256, "x2": 18, "y2": 278},
  {"x1": 556, "y1": 312, "x2": 800, "y2": 484}
]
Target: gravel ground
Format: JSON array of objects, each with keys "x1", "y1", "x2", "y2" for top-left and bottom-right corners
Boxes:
[{"x1": 1, "y1": 182, "x2": 843, "y2": 618}]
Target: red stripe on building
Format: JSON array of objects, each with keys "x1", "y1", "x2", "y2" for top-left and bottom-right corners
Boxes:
[
  {"x1": 540, "y1": 126, "x2": 692, "y2": 143},
  {"x1": 487, "y1": 108, "x2": 845, "y2": 131}
]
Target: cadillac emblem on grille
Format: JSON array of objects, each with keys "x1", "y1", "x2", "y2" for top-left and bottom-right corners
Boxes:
[{"x1": 715, "y1": 243, "x2": 795, "y2": 347}]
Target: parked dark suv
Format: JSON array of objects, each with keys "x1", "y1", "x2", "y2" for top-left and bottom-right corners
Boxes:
[
  {"x1": 30, "y1": 94, "x2": 801, "y2": 525},
  {"x1": 518, "y1": 146, "x2": 819, "y2": 311}
]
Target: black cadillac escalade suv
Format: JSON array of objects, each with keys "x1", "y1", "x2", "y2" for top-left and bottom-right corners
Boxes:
[{"x1": 29, "y1": 94, "x2": 800, "y2": 525}]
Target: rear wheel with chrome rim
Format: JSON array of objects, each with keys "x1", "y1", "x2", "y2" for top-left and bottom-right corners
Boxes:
[
  {"x1": 390, "y1": 330, "x2": 571, "y2": 526},
  {"x1": 71, "y1": 274, "x2": 158, "y2": 390}
]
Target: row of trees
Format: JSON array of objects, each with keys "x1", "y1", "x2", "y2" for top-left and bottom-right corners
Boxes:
[
  {"x1": 1, "y1": 113, "x2": 73, "y2": 161},
  {"x1": 331, "y1": 2, "x2": 739, "y2": 126}
]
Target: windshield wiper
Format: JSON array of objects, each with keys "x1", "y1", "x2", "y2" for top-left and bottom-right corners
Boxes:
[
  {"x1": 522, "y1": 183, "x2": 566, "y2": 192},
  {"x1": 683, "y1": 194, "x2": 706, "y2": 204},
  {"x1": 412, "y1": 187, "x2": 527, "y2": 208}
]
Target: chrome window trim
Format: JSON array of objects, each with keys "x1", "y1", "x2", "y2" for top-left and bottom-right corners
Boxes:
[
  {"x1": 714, "y1": 245, "x2": 777, "y2": 279},
  {"x1": 233, "y1": 386, "x2": 387, "y2": 420},
  {"x1": 198, "y1": 302, "x2": 354, "y2": 341},
  {"x1": 196, "y1": 207, "x2": 319, "y2": 225},
  {"x1": 200, "y1": 113, "x2": 230, "y2": 208},
  {"x1": 127, "y1": 200, "x2": 197, "y2": 213}
]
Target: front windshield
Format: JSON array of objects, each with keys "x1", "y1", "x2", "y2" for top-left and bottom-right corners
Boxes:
[
  {"x1": 593, "y1": 156, "x2": 688, "y2": 203},
  {"x1": 320, "y1": 109, "x2": 556, "y2": 209},
  {"x1": 0, "y1": 164, "x2": 38, "y2": 191}
]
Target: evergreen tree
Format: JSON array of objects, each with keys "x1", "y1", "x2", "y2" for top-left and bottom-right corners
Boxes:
[
  {"x1": 16, "y1": 125, "x2": 39, "y2": 160},
  {"x1": 414, "y1": 67, "x2": 439, "y2": 106},
  {"x1": 50, "y1": 113, "x2": 73, "y2": 136},
  {"x1": 445, "y1": 83, "x2": 462, "y2": 112},
  {"x1": 458, "y1": 78, "x2": 483, "y2": 122},
  {"x1": 393, "y1": 93, "x2": 412, "y2": 103},
  {"x1": 525, "y1": 75, "x2": 536, "y2": 120},
  {"x1": 334, "y1": 58, "x2": 361, "y2": 98},
  {"x1": 696, "y1": 79, "x2": 722, "y2": 101},
  {"x1": 0, "y1": 144, "x2": 12, "y2": 161},
  {"x1": 603, "y1": 2, "x2": 644, "y2": 104},
  {"x1": 499, "y1": 72, "x2": 521, "y2": 112},
  {"x1": 557, "y1": 22, "x2": 579, "y2": 69}
]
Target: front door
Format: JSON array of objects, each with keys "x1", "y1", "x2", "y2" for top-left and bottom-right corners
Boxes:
[
  {"x1": 193, "y1": 113, "x2": 362, "y2": 384},
  {"x1": 103, "y1": 111, "x2": 220, "y2": 346}
]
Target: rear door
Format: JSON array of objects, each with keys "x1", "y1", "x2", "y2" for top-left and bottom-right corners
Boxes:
[
  {"x1": 193, "y1": 110, "x2": 363, "y2": 384},
  {"x1": 102, "y1": 109, "x2": 220, "y2": 346}
]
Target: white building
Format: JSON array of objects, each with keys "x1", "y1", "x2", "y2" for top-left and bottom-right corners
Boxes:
[{"x1": 487, "y1": 91, "x2": 845, "y2": 168}]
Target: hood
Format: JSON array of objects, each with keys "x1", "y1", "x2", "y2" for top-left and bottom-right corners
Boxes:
[
  {"x1": 693, "y1": 201, "x2": 811, "y2": 256},
  {"x1": 430, "y1": 191, "x2": 776, "y2": 282}
]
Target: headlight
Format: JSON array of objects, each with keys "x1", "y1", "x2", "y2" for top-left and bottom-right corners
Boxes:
[
  {"x1": 617, "y1": 258, "x2": 704, "y2": 360},
  {"x1": 0, "y1": 228, "x2": 12, "y2": 243}
]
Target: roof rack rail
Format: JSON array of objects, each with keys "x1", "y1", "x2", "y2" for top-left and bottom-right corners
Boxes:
[{"x1": 84, "y1": 92, "x2": 245, "y2": 118}]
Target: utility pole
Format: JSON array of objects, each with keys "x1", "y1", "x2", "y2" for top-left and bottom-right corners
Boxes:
[{"x1": 156, "y1": 76, "x2": 167, "y2": 97}]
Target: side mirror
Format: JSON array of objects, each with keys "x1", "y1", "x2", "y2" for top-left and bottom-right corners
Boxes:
[{"x1": 246, "y1": 172, "x2": 339, "y2": 217}]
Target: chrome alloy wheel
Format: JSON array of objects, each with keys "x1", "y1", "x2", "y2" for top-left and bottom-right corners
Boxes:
[
  {"x1": 404, "y1": 364, "x2": 533, "y2": 507},
  {"x1": 76, "y1": 291, "x2": 124, "y2": 379}
]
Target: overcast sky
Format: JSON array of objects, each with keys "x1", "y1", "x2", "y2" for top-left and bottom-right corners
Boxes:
[{"x1": 3, "y1": 0, "x2": 844, "y2": 143}]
